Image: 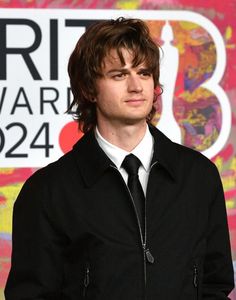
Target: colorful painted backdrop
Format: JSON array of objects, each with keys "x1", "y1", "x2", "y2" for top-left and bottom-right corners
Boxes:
[{"x1": 0, "y1": 1, "x2": 236, "y2": 299}]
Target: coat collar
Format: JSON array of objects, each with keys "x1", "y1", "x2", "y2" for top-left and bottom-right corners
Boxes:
[
  {"x1": 72, "y1": 129, "x2": 114, "y2": 187},
  {"x1": 72, "y1": 125, "x2": 178, "y2": 187},
  {"x1": 149, "y1": 125, "x2": 177, "y2": 181}
]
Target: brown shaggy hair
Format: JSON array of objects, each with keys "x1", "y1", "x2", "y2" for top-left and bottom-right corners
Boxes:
[{"x1": 68, "y1": 17, "x2": 162, "y2": 133}]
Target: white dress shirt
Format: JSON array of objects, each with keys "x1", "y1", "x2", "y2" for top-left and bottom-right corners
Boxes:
[{"x1": 95, "y1": 125, "x2": 154, "y2": 195}]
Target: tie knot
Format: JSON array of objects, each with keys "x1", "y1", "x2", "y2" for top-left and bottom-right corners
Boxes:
[{"x1": 122, "y1": 154, "x2": 142, "y2": 176}]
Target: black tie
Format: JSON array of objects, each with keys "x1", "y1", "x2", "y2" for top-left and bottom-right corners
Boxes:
[{"x1": 122, "y1": 154, "x2": 145, "y2": 236}]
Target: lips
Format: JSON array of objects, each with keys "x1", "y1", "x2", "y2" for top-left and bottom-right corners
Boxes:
[
  {"x1": 124, "y1": 99, "x2": 146, "y2": 108},
  {"x1": 125, "y1": 98, "x2": 145, "y2": 103}
]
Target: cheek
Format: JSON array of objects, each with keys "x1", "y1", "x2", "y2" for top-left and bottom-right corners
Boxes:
[
  {"x1": 144, "y1": 80, "x2": 154, "y2": 93},
  {"x1": 97, "y1": 81, "x2": 118, "y2": 98},
  {"x1": 146, "y1": 87, "x2": 155, "y2": 102},
  {"x1": 97, "y1": 85, "x2": 121, "y2": 105},
  {"x1": 96, "y1": 92, "x2": 116, "y2": 113}
]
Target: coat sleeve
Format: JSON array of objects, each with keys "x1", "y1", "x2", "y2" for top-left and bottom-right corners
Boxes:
[
  {"x1": 202, "y1": 164, "x2": 235, "y2": 299},
  {"x1": 4, "y1": 171, "x2": 67, "y2": 299}
]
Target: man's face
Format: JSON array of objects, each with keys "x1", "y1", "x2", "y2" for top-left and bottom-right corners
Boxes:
[{"x1": 95, "y1": 48, "x2": 155, "y2": 129}]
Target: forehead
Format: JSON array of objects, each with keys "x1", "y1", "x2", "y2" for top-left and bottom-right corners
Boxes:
[{"x1": 101, "y1": 48, "x2": 146, "y2": 70}]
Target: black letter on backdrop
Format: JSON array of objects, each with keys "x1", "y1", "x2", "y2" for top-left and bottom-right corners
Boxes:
[
  {"x1": 0, "y1": 19, "x2": 42, "y2": 80},
  {"x1": 0, "y1": 87, "x2": 7, "y2": 113},
  {"x1": 40, "y1": 87, "x2": 59, "y2": 114},
  {"x1": 11, "y1": 87, "x2": 33, "y2": 114},
  {"x1": 50, "y1": 19, "x2": 58, "y2": 80},
  {"x1": 65, "y1": 19, "x2": 98, "y2": 29}
]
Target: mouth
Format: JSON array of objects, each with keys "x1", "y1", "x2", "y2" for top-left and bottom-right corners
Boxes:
[{"x1": 125, "y1": 99, "x2": 145, "y2": 103}]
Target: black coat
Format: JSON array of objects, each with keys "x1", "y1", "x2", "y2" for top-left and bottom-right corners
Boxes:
[{"x1": 5, "y1": 126, "x2": 234, "y2": 300}]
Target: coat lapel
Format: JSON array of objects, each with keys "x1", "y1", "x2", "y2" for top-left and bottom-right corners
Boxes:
[{"x1": 147, "y1": 125, "x2": 179, "y2": 230}]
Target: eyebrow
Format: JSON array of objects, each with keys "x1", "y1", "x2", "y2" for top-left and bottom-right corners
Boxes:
[
  {"x1": 105, "y1": 68, "x2": 129, "y2": 75},
  {"x1": 105, "y1": 67, "x2": 151, "y2": 75}
]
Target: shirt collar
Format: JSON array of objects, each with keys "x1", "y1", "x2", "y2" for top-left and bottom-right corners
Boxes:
[
  {"x1": 95, "y1": 125, "x2": 154, "y2": 171},
  {"x1": 73, "y1": 125, "x2": 177, "y2": 187}
]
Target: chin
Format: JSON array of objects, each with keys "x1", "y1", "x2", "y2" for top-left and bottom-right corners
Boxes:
[{"x1": 122, "y1": 116, "x2": 148, "y2": 126}]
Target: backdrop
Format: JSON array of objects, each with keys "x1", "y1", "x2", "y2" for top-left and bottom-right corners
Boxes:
[{"x1": 0, "y1": 1, "x2": 236, "y2": 299}]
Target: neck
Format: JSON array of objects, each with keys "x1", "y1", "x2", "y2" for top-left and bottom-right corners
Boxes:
[{"x1": 97, "y1": 121, "x2": 148, "y2": 152}]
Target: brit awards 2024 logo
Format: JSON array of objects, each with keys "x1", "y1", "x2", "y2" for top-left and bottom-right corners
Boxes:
[{"x1": 0, "y1": 9, "x2": 231, "y2": 167}]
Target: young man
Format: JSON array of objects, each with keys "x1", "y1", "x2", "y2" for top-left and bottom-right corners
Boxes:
[{"x1": 5, "y1": 18, "x2": 234, "y2": 299}]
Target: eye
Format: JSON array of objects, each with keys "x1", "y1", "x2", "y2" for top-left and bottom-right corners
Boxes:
[
  {"x1": 112, "y1": 73, "x2": 126, "y2": 80},
  {"x1": 140, "y1": 70, "x2": 152, "y2": 78}
]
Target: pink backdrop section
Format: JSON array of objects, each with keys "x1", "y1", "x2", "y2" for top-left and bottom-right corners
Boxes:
[{"x1": 0, "y1": 1, "x2": 236, "y2": 300}]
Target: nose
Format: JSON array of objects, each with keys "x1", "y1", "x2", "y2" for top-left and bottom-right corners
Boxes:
[{"x1": 127, "y1": 75, "x2": 143, "y2": 93}]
